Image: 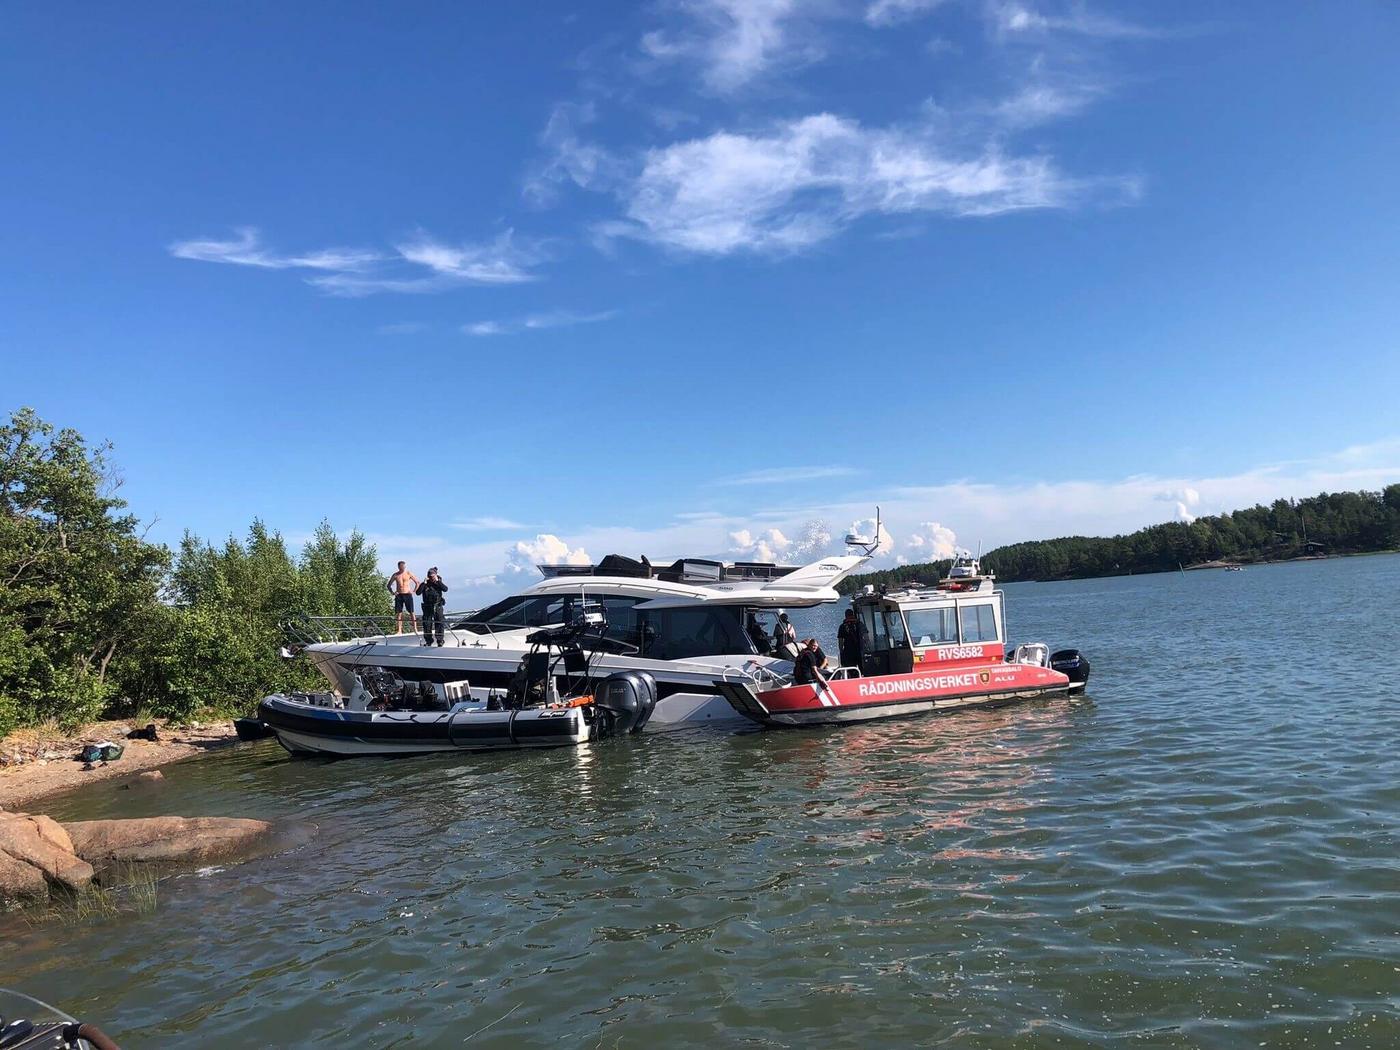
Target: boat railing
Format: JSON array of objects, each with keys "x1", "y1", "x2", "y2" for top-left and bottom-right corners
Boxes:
[
  {"x1": 720, "y1": 661, "x2": 792, "y2": 689},
  {"x1": 284, "y1": 610, "x2": 487, "y2": 646}
]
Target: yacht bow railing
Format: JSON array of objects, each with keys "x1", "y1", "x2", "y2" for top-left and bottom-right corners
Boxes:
[{"x1": 285, "y1": 610, "x2": 487, "y2": 646}]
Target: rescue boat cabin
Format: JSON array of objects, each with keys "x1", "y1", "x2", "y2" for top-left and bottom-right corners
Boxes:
[{"x1": 851, "y1": 557, "x2": 1005, "y2": 678}]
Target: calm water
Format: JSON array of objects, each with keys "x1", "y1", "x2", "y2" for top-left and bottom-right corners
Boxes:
[{"x1": 7, "y1": 556, "x2": 1400, "y2": 1047}]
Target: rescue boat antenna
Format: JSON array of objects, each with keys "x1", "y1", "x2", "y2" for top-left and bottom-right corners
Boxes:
[{"x1": 844, "y1": 506, "x2": 883, "y2": 558}]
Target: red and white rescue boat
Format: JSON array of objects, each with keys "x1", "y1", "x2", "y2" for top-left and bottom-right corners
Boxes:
[{"x1": 715, "y1": 556, "x2": 1090, "y2": 729}]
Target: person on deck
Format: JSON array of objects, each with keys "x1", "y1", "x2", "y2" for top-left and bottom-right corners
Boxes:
[
  {"x1": 416, "y1": 567, "x2": 449, "y2": 646},
  {"x1": 837, "y1": 608, "x2": 867, "y2": 671},
  {"x1": 794, "y1": 638, "x2": 829, "y2": 686},
  {"x1": 773, "y1": 611, "x2": 798, "y2": 659},
  {"x1": 387, "y1": 561, "x2": 419, "y2": 634},
  {"x1": 746, "y1": 612, "x2": 771, "y2": 655}
]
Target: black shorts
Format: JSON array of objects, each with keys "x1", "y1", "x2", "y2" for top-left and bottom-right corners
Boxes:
[{"x1": 394, "y1": 594, "x2": 414, "y2": 613}]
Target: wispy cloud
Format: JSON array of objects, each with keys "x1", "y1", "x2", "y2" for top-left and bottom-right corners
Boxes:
[
  {"x1": 640, "y1": 0, "x2": 816, "y2": 94},
  {"x1": 169, "y1": 227, "x2": 382, "y2": 272},
  {"x1": 592, "y1": 112, "x2": 1136, "y2": 255},
  {"x1": 720, "y1": 464, "x2": 860, "y2": 486},
  {"x1": 171, "y1": 228, "x2": 544, "y2": 296},
  {"x1": 987, "y1": 1, "x2": 1160, "y2": 40},
  {"x1": 865, "y1": 0, "x2": 948, "y2": 28},
  {"x1": 462, "y1": 308, "x2": 618, "y2": 337},
  {"x1": 451, "y1": 516, "x2": 532, "y2": 531}
]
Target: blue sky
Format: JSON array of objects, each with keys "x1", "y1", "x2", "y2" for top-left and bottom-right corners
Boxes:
[{"x1": 3, "y1": 1, "x2": 1399, "y2": 600}]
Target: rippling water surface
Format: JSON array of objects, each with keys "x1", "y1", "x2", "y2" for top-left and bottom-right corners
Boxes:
[{"x1": 8, "y1": 556, "x2": 1400, "y2": 1047}]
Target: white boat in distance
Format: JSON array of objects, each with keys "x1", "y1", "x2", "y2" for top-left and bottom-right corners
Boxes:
[{"x1": 289, "y1": 553, "x2": 870, "y2": 733}]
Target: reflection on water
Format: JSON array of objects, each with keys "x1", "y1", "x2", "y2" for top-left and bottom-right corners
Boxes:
[{"x1": 6, "y1": 555, "x2": 1400, "y2": 1047}]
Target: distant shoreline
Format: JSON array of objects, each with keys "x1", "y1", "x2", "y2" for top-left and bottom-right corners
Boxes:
[{"x1": 1006, "y1": 549, "x2": 1398, "y2": 584}]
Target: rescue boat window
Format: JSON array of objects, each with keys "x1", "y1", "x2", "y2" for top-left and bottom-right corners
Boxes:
[
  {"x1": 884, "y1": 608, "x2": 908, "y2": 648},
  {"x1": 905, "y1": 607, "x2": 957, "y2": 646},
  {"x1": 959, "y1": 603, "x2": 999, "y2": 643}
]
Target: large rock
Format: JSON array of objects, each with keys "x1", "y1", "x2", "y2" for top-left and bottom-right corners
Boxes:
[
  {"x1": 64, "y1": 816, "x2": 271, "y2": 868},
  {"x1": 0, "y1": 811, "x2": 96, "y2": 902}
]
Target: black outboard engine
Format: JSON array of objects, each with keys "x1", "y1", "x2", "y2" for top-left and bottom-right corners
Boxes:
[
  {"x1": 593, "y1": 671, "x2": 658, "y2": 736},
  {"x1": 1049, "y1": 649, "x2": 1091, "y2": 690}
]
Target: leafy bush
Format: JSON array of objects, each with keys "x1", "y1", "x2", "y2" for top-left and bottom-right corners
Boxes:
[{"x1": 1, "y1": 408, "x2": 391, "y2": 730}]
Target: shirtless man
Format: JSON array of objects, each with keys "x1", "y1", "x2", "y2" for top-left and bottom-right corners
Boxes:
[{"x1": 387, "y1": 561, "x2": 419, "y2": 634}]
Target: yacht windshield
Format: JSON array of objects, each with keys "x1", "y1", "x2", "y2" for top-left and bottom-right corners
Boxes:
[
  {"x1": 454, "y1": 593, "x2": 649, "y2": 648},
  {"x1": 455, "y1": 595, "x2": 757, "y2": 659}
]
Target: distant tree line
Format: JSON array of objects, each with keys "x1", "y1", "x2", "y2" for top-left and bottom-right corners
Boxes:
[
  {"x1": 1, "y1": 408, "x2": 388, "y2": 735},
  {"x1": 840, "y1": 486, "x2": 1400, "y2": 592}
]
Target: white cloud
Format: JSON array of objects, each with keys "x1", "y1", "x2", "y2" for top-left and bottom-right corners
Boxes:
[
  {"x1": 396, "y1": 231, "x2": 539, "y2": 284},
  {"x1": 504, "y1": 534, "x2": 592, "y2": 576},
  {"x1": 988, "y1": 1, "x2": 1158, "y2": 40},
  {"x1": 904, "y1": 520, "x2": 958, "y2": 560},
  {"x1": 720, "y1": 464, "x2": 858, "y2": 485},
  {"x1": 451, "y1": 516, "x2": 531, "y2": 531},
  {"x1": 351, "y1": 440, "x2": 1400, "y2": 608},
  {"x1": 642, "y1": 0, "x2": 812, "y2": 94},
  {"x1": 729, "y1": 518, "x2": 834, "y2": 562},
  {"x1": 846, "y1": 516, "x2": 894, "y2": 554},
  {"x1": 169, "y1": 228, "x2": 381, "y2": 272},
  {"x1": 599, "y1": 112, "x2": 1133, "y2": 256},
  {"x1": 994, "y1": 81, "x2": 1101, "y2": 127},
  {"x1": 171, "y1": 227, "x2": 543, "y2": 296},
  {"x1": 462, "y1": 309, "x2": 618, "y2": 337},
  {"x1": 1156, "y1": 486, "x2": 1201, "y2": 524},
  {"x1": 865, "y1": 0, "x2": 947, "y2": 28},
  {"x1": 729, "y1": 526, "x2": 791, "y2": 563}
]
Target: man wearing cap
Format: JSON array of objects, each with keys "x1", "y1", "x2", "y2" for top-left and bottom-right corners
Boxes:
[{"x1": 416, "y1": 567, "x2": 449, "y2": 646}]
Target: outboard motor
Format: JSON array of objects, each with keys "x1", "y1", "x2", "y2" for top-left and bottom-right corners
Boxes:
[
  {"x1": 593, "y1": 671, "x2": 658, "y2": 736},
  {"x1": 1050, "y1": 649, "x2": 1091, "y2": 690}
]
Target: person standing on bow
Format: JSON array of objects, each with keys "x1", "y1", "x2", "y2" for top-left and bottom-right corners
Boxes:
[
  {"x1": 837, "y1": 608, "x2": 868, "y2": 671},
  {"x1": 416, "y1": 567, "x2": 449, "y2": 647},
  {"x1": 387, "y1": 561, "x2": 420, "y2": 634}
]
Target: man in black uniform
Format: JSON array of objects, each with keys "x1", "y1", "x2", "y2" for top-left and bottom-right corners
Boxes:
[
  {"x1": 416, "y1": 567, "x2": 449, "y2": 646},
  {"x1": 793, "y1": 638, "x2": 829, "y2": 686},
  {"x1": 837, "y1": 608, "x2": 867, "y2": 671},
  {"x1": 746, "y1": 612, "x2": 771, "y2": 654}
]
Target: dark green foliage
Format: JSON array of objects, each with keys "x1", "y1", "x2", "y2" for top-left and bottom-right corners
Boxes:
[
  {"x1": 842, "y1": 486, "x2": 1400, "y2": 591},
  {"x1": 0, "y1": 409, "x2": 390, "y2": 732}
]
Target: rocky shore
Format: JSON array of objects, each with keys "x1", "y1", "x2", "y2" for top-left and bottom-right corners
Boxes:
[
  {"x1": 0, "y1": 718, "x2": 242, "y2": 810},
  {"x1": 0, "y1": 810, "x2": 272, "y2": 904}
]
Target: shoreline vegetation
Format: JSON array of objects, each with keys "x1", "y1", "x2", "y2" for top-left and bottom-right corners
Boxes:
[
  {"x1": 839, "y1": 486, "x2": 1400, "y2": 593},
  {"x1": 1, "y1": 407, "x2": 389, "y2": 739}
]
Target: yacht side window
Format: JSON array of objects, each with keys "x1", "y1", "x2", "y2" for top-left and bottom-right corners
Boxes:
[
  {"x1": 639, "y1": 607, "x2": 749, "y2": 660},
  {"x1": 958, "y1": 603, "x2": 999, "y2": 643},
  {"x1": 598, "y1": 596, "x2": 645, "y2": 647},
  {"x1": 905, "y1": 606, "x2": 956, "y2": 646}
]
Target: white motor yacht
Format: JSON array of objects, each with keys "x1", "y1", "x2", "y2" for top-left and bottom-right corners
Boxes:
[{"x1": 280, "y1": 552, "x2": 869, "y2": 741}]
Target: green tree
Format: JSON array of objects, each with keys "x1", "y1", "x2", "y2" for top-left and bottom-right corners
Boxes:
[{"x1": 0, "y1": 408, "x2": 168, "y2": 731}]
